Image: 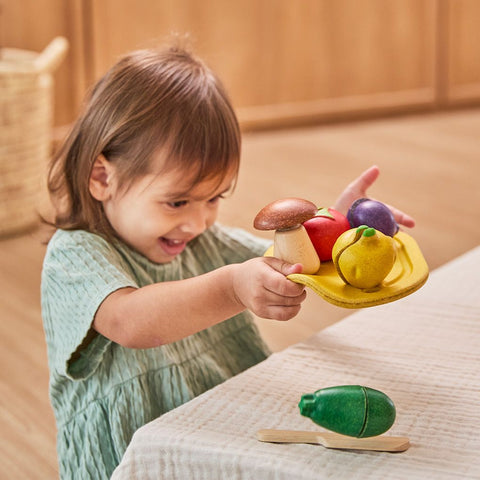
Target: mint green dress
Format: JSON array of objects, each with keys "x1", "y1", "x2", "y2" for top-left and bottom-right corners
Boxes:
[{"x1": 41, "y1": 224, "x2": 271, "y2": 479}]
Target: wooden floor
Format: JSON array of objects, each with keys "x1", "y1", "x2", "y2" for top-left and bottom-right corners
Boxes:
[{"x1": 1, "y1": 108, "x2": 479, "y2": 478}]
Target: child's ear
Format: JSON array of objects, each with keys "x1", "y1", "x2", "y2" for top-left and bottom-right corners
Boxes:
[{"x1": 89, "y1": 154, "x2": 114, "y2": 201}]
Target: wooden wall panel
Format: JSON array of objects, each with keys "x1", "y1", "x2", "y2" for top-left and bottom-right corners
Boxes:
[
  {"x1": 87, "y1": 0, "x2": 437, "y2": 128},
  {"x1": 444, "y1": 0, "x2": 480, "y2": 103},
  {"x1": 2, "y1": 0, "x2": 479, "y2": 130},
  {"x1": 236, "y1": 0, "x2": 438, "y2": 127}
]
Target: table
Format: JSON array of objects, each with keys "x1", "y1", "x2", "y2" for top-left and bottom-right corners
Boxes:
[{"x1": 112, "y1": 247, "x2": 480, "y2": 480}]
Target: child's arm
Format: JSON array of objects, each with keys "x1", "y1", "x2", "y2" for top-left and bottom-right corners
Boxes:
[
  {"x1": 93, "y1": 257, "x2": 306, "y2": 348},
  {"x1": 334, "y1": 165, "x2": 415, "y2": 229}
]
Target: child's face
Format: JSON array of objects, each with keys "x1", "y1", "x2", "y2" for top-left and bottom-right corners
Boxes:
[{"x1": 103, "y1": 166, "x2": 235, "y2": 263}]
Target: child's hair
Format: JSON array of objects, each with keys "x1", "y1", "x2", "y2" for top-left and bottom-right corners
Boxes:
[{"x1": 47, "y1": 43, "x2": 241, "y2": 238}]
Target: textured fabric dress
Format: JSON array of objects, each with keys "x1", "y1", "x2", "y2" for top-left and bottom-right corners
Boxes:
[{"x1": 41, "y1": 224, "x2": 272, "y2": 479}]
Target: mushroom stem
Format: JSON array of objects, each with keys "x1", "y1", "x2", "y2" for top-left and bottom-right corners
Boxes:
[{"x1": 274, "y1": 225, "x2": 321, "y2": 274}]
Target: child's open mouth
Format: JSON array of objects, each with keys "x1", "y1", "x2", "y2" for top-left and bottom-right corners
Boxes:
[{"x1": 159, "y1": 237, "x2": 187, "y2": 256}]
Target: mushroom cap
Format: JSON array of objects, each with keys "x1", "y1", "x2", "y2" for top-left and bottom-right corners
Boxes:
[{"x1": 254, "y1": 197, "x2": 318, "y2": 230}]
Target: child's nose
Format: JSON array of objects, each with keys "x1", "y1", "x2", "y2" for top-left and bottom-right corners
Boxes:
[{"x1": 180, "y1": 208, "x2": 211, "y2": 235}]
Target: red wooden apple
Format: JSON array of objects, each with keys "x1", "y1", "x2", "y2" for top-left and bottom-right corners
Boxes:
[{"x1": 303, "y1": 208, "x2": 351, "y2": 261}]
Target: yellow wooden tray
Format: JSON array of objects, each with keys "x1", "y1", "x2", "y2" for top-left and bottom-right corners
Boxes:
[{"x1": 265, "y1": 231, "x2": 429, "y2": 308}]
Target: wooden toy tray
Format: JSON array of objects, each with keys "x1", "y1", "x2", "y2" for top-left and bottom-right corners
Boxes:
[{"x1": 265, "y1": 231, "x2": 428, "y2": 308}]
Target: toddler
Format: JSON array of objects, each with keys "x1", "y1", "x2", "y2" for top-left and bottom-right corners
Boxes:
[{"x1": 41, "y1": 44, "x2": 414, "y2": 479}]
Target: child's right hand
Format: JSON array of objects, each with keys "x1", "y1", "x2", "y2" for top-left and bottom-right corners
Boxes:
[
  {"x1": 232, "y1": 257, "x2": 307, "y2": 321},
  {"x1": 93, "y1": 256, "x2": 307, "y2": 349}
]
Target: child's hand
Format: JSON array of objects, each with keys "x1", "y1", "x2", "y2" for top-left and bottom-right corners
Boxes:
[
  {"x1": 232, "y1": 257, "x2": 307, "y2": 321},
  {"x1": 333, "y1": 165, "x2": 415, "y2": 229}
]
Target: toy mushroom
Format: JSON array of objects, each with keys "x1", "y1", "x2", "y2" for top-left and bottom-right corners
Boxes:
[{"x1": 254, "y1": 198, "x2": 321, "y2": 274}]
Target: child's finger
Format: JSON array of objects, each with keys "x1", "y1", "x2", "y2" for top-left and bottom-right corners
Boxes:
[
  {"x1": 264, "y1": 256, "x2": 303, "y2": 277},
  {"x1": 383, "y1": 203, "x2": 416, "y2": 228},
  {"x1": 351, "y1": 165, "x2": 380, "y2": 194},
  {"x1": 334, "y1": 165, "x2": 380, "y2": 214},
  {"x1": 262, "y1": 288, "x2": 307, "y2": 307},
  {"x1": 266, "y1": 304, "x2": 303, "y2": 321},
  {"x1": 261, "y1": 258, "x2": 306, "y2": 297}
]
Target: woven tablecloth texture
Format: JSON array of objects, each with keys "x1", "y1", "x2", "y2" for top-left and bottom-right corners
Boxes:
[{"x1": 113, "y1": 247, "x2": 480, "y2": 480}]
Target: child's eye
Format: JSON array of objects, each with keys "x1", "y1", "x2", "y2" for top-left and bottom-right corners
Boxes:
[
  {"x1": 208, "y1": 194, "x2": 225, "y2": 204},
  {"x1": 167, "y1": 200, "x2": 188, "y2": 208}
]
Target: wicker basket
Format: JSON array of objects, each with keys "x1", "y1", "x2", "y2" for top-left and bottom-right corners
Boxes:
[{"x1": 0, "y1": 37, "x2": 68, "y2": 237}]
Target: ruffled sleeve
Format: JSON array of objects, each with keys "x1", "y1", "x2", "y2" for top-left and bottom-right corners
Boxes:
[{"x1": 41, "y1": 230, "x2": 138, "y2": 380}]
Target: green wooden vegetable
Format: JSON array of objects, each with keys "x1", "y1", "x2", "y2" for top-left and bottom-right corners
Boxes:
[{"x1": 298, "y1": 385, "x2": 396, "y2": 438}]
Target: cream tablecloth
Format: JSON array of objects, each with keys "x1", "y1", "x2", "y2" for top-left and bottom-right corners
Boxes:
[{"x1": 113, "y1": 247, "x2": 480, "y2": 480}]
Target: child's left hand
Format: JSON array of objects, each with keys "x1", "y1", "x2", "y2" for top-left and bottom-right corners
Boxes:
[{"x1": 333, "y1": 165, "x2": 415, "y2": 229}]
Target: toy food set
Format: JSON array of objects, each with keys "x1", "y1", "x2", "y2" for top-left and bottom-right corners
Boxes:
[
  {"x1": 254, "y1": 197, "x2": 428, "y2": 308},
  {"x1": 254, "y1": 198, "x2": 321, "y2": 274},
  {"x1": 298, "y1": 385, "x2": 396, "y2": 438},
  {"x1": 257, "y1": 385, "x2": 410, "y2": 452}
]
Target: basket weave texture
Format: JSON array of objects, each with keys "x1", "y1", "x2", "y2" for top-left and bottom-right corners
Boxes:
[{"x1": 0, "y1": 47, "x2": 55, "y2": 237}]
